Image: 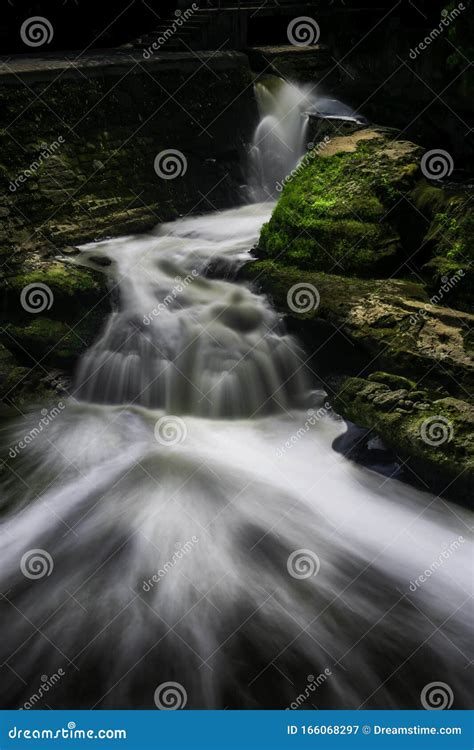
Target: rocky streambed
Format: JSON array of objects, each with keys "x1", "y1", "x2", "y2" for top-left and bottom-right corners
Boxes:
[
  {"x1": 243, "y1": 128, "x2": 473, "y2": 505},
  {"x1": 1, "y1": 111, "x2": 472, "y2": 505}
]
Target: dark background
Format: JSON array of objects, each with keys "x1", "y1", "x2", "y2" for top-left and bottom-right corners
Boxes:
[{"x1": 1, "y1": 1, "x2": 446, "y2": 56}]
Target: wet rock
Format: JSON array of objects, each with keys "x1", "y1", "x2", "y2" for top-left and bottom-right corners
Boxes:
[
  {"x1": 332, "y1": 376, "x2": 474, "y2": 505},
  {"x1": 241, "y1": 262, "x2": 474, "y2": 399}
]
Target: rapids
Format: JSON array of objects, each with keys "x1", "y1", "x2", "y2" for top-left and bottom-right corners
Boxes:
[{"x1": 0, "y1": 79, "x2": 471, "y2": 711}]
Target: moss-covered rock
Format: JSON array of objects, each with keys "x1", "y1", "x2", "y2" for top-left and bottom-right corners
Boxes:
[
  {"x1": 3, "y1": 260, "x2": 108, "y2": 314},
  {"x1": 333, "y1": 375, "x2": 474, "y2": 504},
  {"x1": 418, "y1": 195, "x2": 474, "y2": 312},
  {"x1": 257, "y1": 129, "x2": 474, "y2": 310},
  {"x1": 242, "y1": 260, "x2": 474, "y2": 397},
  {"x1": 3, "y1": 317, "x2": 102, "y2": 367},
  {"x1": 257, "y1": 129, "x2": 425, "y2": 276},
  {"x1": 0, "y1": 255, "x2": 110, "y2": 401}
]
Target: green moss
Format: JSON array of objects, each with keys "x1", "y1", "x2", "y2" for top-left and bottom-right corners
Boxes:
[
  {"x1": 367, "y1": 372, "x2": 416, "y2": 390},
  {"x1": 411, "y1": 182, "x2": 446, "y2": 217},
  {"x1": 242, "y1": 259, "x2": 472, "y2": 397},
  {"x1": 6, "y1": 261, "x2": 106, "y2": 300},
  {"x1": 4, "y1": 317, "x2": 100, "y2": 366},
  {"x1": 333, "y1": 375, "x2": 473, "y2": 503},
  {"x1": 421, "y1": 256, "x2": 473, "y2": 313},
  {"x1": 257, "y1": 129, "x2": 423, "y2": 277}
]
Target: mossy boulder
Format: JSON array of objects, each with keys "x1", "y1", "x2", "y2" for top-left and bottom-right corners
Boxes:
[
  {"x1": 257, "y1": 129, "x2": 474, "y2": 306},
  {"x1": 418, "y1": 195, "x2": 474, "y2": 312},
  {"x1": 241, "y1": 260, "x2": 474, "y2": 398},
  {"x1": 3, "y1": 318, "x2": 102, "y2": 368},
  {"x1": 421, "y1": 256, "x2": 473, "y2": 314},
  {"x1": 333, "y1": 375, "x2": 474, "y2": 504},
  {"x1": 257, "y1": 129, "x2": 424, "y2": 276},
  {"x1": 2, "y1": 260, "x2": 108, "y2": 314},
  {"x1": 0, "y1": 256, "x2": 110, "y2": 399}
]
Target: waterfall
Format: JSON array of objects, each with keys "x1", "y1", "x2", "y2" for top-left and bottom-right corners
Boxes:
[
  {"x1": 73, "y1": 204, "x2": 308, "y2": 417},
  {"x1": 248, "y1": 76, "x2": 366, "y2": 200},
  {"x1": 249, "y1": 77, "x2": 310, "y2": 200},
  {"x1": 0, "y1": 83, "x2": 471, "y2": 711}
]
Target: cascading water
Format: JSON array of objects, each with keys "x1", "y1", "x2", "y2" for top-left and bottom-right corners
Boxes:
[
  {"x1": 73, "y1": 206, "x2": 308, "y2": 417},
  {"x1": 248, "y1": 76, "x2": 366, "y2": 200},
  {"x1": 249, "y1": 78, "x2": 310, "y2": 199},
  {"x1": 0, "y1": 81, "x2": 472, "y2": 710}
]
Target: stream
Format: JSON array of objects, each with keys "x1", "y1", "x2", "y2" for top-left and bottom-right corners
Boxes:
[{"x1": 0, "y1": 79, "x2": 472, "y2": 711}]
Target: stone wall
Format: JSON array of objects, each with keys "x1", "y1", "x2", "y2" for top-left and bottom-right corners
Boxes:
[
  {"x1": 0, "y1": 51, "x2": 257, "y2": 403},
  {"x1": 0, "y1": 51, "x2": 256, "y2": 259}
]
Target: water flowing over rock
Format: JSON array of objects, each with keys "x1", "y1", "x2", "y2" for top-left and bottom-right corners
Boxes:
[{"x1": 0, "y1": 76, "x2": 471, "y2": 712}]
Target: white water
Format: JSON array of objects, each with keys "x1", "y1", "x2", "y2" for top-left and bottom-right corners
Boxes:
[
  {"x1": 0, "y1": 82, "x2": 472, "y2": 710},
  {"x1": 249, "y1": 77, "x2": 365, "y2": 199}
]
